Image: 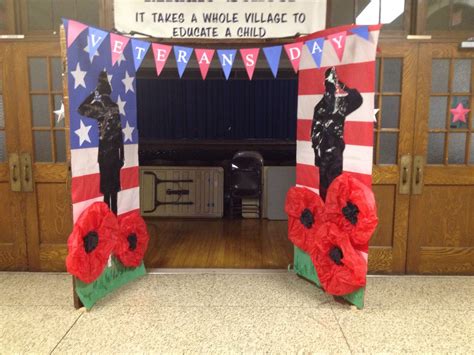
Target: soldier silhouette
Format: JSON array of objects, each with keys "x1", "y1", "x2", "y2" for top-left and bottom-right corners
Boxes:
[
  {"x1": 78, "y1": 71, "x2": 124, "y2": 215},
  {"x1": 311, "y1": 67, "x2": 363, "y2": 200}
]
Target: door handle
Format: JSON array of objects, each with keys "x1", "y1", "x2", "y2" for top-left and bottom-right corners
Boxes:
[
  {"x1": 399, "y1": 154, "x2": 412, "y2": 195},
  {"x1": 9, "y1": 153, "x2": 21, "y2": 192},
  {"x1": 412, "y1": 155, "x2": 425, "y2": 195},
  {"x1": 20, "y1": 152, "x2": 34, "y2": 192}
]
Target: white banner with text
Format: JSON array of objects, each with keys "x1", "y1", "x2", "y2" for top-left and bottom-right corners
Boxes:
[{"x1": 114, "y1": 0, "x2": 327, "y2": 39}]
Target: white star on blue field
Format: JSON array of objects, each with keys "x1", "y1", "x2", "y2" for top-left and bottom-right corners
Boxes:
[{"x1": 67, "y1": 25, "x2": 138, "y2": 150}]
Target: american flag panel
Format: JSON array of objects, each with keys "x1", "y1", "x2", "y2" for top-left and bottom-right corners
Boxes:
[
  {"x1": 66, "y1": 25, "x2": 140, "y2": 223},
  {"x1": 296, "y1": 24, "x2": 381, "y2": 256}
]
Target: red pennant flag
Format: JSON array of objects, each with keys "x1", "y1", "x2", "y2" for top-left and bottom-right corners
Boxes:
[
  {"x1": 67, "y1": 20, "x2": 88, "y2": 48},
  {"x1": 284, "y1": 42, "x2": 303, "y2": 73},
  {"x1": 328, "y1": 31, "x2": 347, "y2": 62},
  {"x1": 152, "y1": 43, "x2": 172, "y2": 77},
  {"x1": 239, "y1": 48, "x2": 259, "y2": 80},
  {"x1": 110, "y1": 33, "x2": 130, "y2": 66},
  {"x1": 195, "y1": 49, "x2": 215, "y2": 80}
]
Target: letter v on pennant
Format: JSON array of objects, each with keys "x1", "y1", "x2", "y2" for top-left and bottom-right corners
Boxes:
[{"x1": 88, "y1": 27, "x2": 108, "y2": 61}]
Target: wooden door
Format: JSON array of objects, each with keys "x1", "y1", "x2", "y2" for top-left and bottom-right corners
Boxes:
[
  {"x1": 368, "y1": 42, "x2": 418, "y2": 273},
  {"x1": 15, "y1": 41, "x2": 72, "y2": 271},
  {"x1": 407, "y1": 43, "x2": 474, "y2": 274},
  {"x1": 0, "y1": 43, "x2": 28, "y2": 270}
]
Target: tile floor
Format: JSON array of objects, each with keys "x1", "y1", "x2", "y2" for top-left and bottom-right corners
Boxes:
[{"x1": 0, "y1": 271, "x2": 473, "y2": 353}]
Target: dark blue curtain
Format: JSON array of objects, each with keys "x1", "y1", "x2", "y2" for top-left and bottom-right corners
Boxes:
[{"x1": 137, "y1": 78, "x2": 297, "y2": 140}]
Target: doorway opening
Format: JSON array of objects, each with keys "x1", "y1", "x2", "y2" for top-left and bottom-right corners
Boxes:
[{"x1": 136, "y1": 52, "x2": 298, "y2": 268}]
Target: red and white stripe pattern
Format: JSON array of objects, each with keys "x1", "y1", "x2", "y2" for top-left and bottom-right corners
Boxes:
[
  {"x1": 296, "y1": 26, "x2": 381, "y2": 257},
  {"x1": 296, "y1": 26, "x2": 380, "y2": 193},
  {"x1": 72, "y1": 144, "x2": 140, "y2": 222}
]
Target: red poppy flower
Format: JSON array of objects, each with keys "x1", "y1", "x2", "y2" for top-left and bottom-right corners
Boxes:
[
  {"x1": 310, "y1": 222, "x2": 367, "y2": 296},
  {"x1": 66, "y1": 202, "x2": 118, "y2": 284},
  {"x1": 285, "y1": 186, "x2": 325, "y2": 253},
  {"x1": 325, "y1": 173, "x2": 378, "y2": 248},
  {"x1": 115, "y1": 212, "x2": 150, "y2": 267}
]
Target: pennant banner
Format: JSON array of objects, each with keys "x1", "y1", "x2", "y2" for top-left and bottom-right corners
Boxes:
[
  {"x1": 152, "y1": 43, "x2": 172, "y2": 77},
  {"x1": 217, "y1": 49, "x2": 237, "y2": 80},
  {"x1": 284, "y1": 42, "x2": 303, "y2": 74},
  {"x1": 66, "y1": 19, "x2": 88, "y2": 48},
  {"x1": 64, "y1": 19, "x2": 379, "y2": 79},
  {"x1": 87, "y1": 27, "x2": 108, "y2": 61},
  {"x1": 239, "y1": 48, "x2": 259, "y2": 80},
  {"x1": 350, "y1": 25, "x2": 370, "y2": 41},
  {"x1": 305, "y1": 37, "x2": 325, "y2": 68},
  {"x1": 174, "y1": 46, "x2": 193, "y2": 78},
  {"x1": 195, "y1": 48, "x2": 215, "y2": 80},
  {"x1": 263, "y1": 45, "x2": 283, "y2": 78},
  {"x1": 110, "y1": 33, "x2": 130, "y2": 66},
  {"x1": 328, "y1": 31, "x2": 347, "y2": 62},
  {"x1": 131, "y1": 39, "x2": 151, "y2": 71}
]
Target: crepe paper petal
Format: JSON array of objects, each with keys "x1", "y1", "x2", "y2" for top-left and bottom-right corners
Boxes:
[
  {"x1": 325, "y1": 173, "x2": 378, "y2": 248},
  {"x1": 115, "y1": 212, "x2": 150, "y2": 267},
  {"x1": 66, "y1": 202, "x2": 118, "y2": 283},
  {"x1": 311, "y1": 222, "x2": 367, "y2": 296},
  {"x1": 285, "y1": 186, "x2": 325, "y2": 253}
]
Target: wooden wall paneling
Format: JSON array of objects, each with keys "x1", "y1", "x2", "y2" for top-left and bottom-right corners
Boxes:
[
  {"x1": 408, "y1": 42, "x2": 474, "y2": 274},
  {"x1": 0, "y1": 0, "x2": 16, "y2": 34},
  {"x1": 368, "y1": 41, "x2": 418, "y2": 274},
  {"x1": 14, "y1": 40, "x2": 70, "y2": 271},
  {"x1": 0, "y1": 43, "x2": 28, "y2": 270}
]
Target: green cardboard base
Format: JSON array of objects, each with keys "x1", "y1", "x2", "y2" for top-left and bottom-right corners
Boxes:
[
  {"x1": 75, "y1": 256, "x2": 146, "y2": 309},
  {"x1": 293, "y1": 246, "x2": 365, "y2": 309}
]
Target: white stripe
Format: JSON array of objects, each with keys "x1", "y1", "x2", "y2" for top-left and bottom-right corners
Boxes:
[
  {"x1": 295, "y1": 184, "x2": 320, "y2": 195},
  {"x1": 300, "y1": 31, "x2": 380, "y2": 70},
  {"x1": 296, "y1": 140, "x2": 315, "y2": 167},
  {"x1": 72, "y1": 186, "x2": 140, "y2": 223},
  {"x1": 71, "y1": 144, "x2": 139, "y2": 178},
  {"x1": 342, "y1": 144, "x2": 373, "y2": 175},
  {"x1": 296, "y1": 141, "x2": 373, "y2": 176},
  {"x1": 298, "y1": 93, "x2": 375, "y2": 122}
]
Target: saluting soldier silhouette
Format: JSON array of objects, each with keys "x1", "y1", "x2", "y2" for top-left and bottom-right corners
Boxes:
[
  {"x1": 78, "y1": 71, "x2": 124, "y2": 215},
  {"x1": 311, "y1": 67, "x2": 363, "y2": 200}
]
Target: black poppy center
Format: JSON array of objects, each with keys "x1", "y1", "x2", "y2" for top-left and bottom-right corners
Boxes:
[
  {"x1": 127, "y1": 233, "x2": 138, "y2": 251},
  {"x1": 342, "y1": 201, "x2": 360, "y2": 225},
  {"x1": 300, "y1": 208, "x2": 314, "y2": 229},
  {"x1": 329, "y1": 247, "x2": 344, "y2": 265},
  {"x1": 83, "y1": 231, "x2": 99, "y2": 254}
]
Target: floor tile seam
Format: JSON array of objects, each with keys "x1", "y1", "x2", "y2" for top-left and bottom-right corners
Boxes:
[
  {"x1": 0, "y1": 304, "x2": 468, "y2": 311},
  {"x1": 48, "y1": 312, "x2": 84, "y2": 355},
  {"x1": 67, "y1": 304, "x2": 472, "y2": 311},
  {"x1": 83, "y1": 304, "x2": 336, "y2": 312},
  {"x1": 0, "y1": 304, "x2": 79, "y2": 309},
  {"x1": 328, "y1": 304, "x2": 354, "y2": 354}
]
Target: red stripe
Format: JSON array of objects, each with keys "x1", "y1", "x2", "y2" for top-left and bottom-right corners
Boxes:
[
  {"x1": 297, "y1": 119, "x2": 312, "y2": 141},
  {"x1": 296, "y1": 163, "x2": 319, "y2": 189},
  {"x1": 72, "y1": 166, "x2": 139, "y2": 204},
  {"x1": 344, "y1": 122, "x2": 373, "y2": 146},
  {"x1": 298, "y1": 61, "x2": 375, "y2": 95},
  {"x1": 297, "y1": 120, "x2": 373, "y2": 147}
]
